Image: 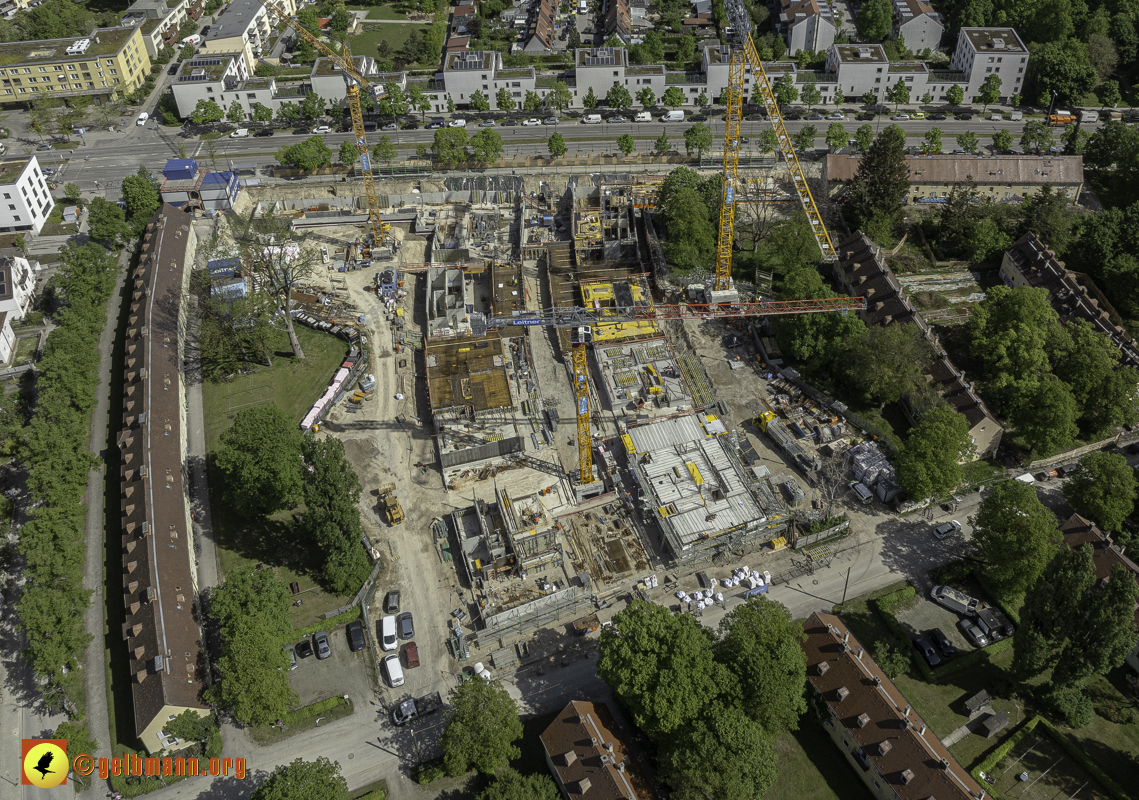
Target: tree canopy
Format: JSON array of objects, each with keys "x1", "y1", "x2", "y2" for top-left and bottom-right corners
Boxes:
[
  {"x1": 251, "y1": 758, "x2": 349, "y2": 800},
  {"x1": 1063, "y1": 451, "x2": 1138, "y2": 532},
  {"x1": 970, "y1": 480, "x2": 1061, "y2": 599},
  {"x1": 844, "y1": 125, "x2": 908, "y2": 236},
  {"x1": 476, "y1": 769, "x2": 560, "y2": 800},
  {"x1": 215, "y1": 404, "x2": 304, "y2": 517},
  {"x1": 440, "y1": 678, "x2": 524, "y2": 776},
  {"x1": 895, "y1": 406, "x2": 972, "y2": 501}
]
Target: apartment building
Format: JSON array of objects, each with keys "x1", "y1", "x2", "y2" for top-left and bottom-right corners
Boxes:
[
  {"x1": 440, "y1": 50, "x2": 536, "y2": 110},
  {"x1": 523, "y1": 0, "x2": 556, "y2": 53},
  {"x1": 540, "y1": 701, "x2": 643, "y2": 800},
  {"x1": 119, "y1": 205, "x2": 211, "y2": 754},
  {"x1": 802, "y1": 613, "x2": 990, "y2": 800},
  {"x1": 199, "y1": 0, "x2": 294, "y2": 70},
  {"x1": 949, "y1": 28, "x2": 1027, "y2": 102},
  {"x1": 0, "y1": 27, "x2": 152, "y2": 106},
  {"x1": 1, "y1": 0, "x2": 32, "y2": 20},
  {"x1": 999, "y1": 232, "x2": 1139, "y2": 370},
  {"x1": 0, "y1": 156, "x2": 55, "y2": 235},
  {"x1": 779, "y1": 0, "x2": 837, "y2": 55},
  {"x1": 0, "y1": 252, "x2": 38, "y2": 365},
  {"x1": 892, "y1": 0, "x2": 942, "y2": 53},
  {"x1": 833, "y1": 232, "x2": 1003, "y2": 459},
  {"x1": 604, "y1": 0, "x2": 632, "y2": 44},
  {"x1": 575, "y1": 46, "x2": 668, "y2": 107},
  {"x1": 825, "y1": 154, "x2": 1084, "y2": 204},
  {"x1": 121, "y1": 0, "x2": 205, "y2": 59}
]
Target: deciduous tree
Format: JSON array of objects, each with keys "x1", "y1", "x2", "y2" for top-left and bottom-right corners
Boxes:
[
  {"x1": 476, "y1": 769, "x2": 560, "y2": 800},
  {"x1": 978, "y1": 74, "x2": 1002, "y2": 111},
  {"x1": 992, "y1": 127, "x2": 1013, "y2": 152},
  {"x1": 922, "y1": 126, "x2": 942, "y2": 154},
  {"x1": 1020, "y1": 120, "x2": 1054, "y2": 153},
  {"x1": 683, "y1": 122, "x2": 713, "y2": 157},
  {"x1": 252, "y1": 757, "x2": 348, "y2": 800},
  {"x1": 637, "y1": 86, "x2": 656, "y2": 108},
  {"x1": 1063, "y1": 452, "x2": 1138, "y2": 532},
  {"x1": 956, "y1": 130, "x2": 979, "y2": 153},
  {"x1": 895, "y1": 406, "x2": 971, "y2": 500},
  {"x1": 801, "y1": 81, "x2": 822, "y2": 109},
  {"x1": 190, "y1": 98, "x2": 224, "y2": 124},
  {"x1": 440, "y1": 679, "x2": 524, "y2": 776},
  {"x1": 86, "y1": 197, "x2": 128, "y2": 245},
  {"x1": 660, "y1": 703, "x2": 778, "y2": 800},
  {"x1": 825, "y1": 122, "x2": 847, "y2": 151},
  {"x1": 470, "y1": 129, "x2": 503, "y2": 163},
  {"x1": 886, "y1": 77, "x2": 910, "y2": 110},
  {"x1": 855, "y1": 0, "x2": 892, "y2": 40},
  {"x1": 971, "y1": 480, "x2": 1061, "y2": 598},
  {"x1": 215, "y1": 404, "x2": 304, "y2": 517},
  {"x1": 582, "y1": 87, "x2": 598, "y2": 109},
  {"x1": 792, "y1": 124, "x2": 817, "y2": 154},
  {"x1": 372, "y1": 135, "x2": 397, "y2": 164},
  {"x1": 338, "y1": 138, "x2": 358, "y2": 165},
  {"x1": 432, "y1": 127, "x2": 470, "y2": 166},
  {"x1": 607, "y1": 83, "x2": 633, "y2": 110},
  {"x1": 946, "y1": 83, "x2": 964, "y2": 108},
  {"x1": 547, "y1": 132, "x2": 567, "y2": 157},
  {"x1": 653, "y1": 132, "x2": 671, "y2": 155},
  {"x1": 662, "y1": 86, "x2": 686, "y2": 107},
  {"x1": 545, "y1": 80, "x2": 573, "y2": 111},
  {"x1": 496, "y1": 88, "x2": 516, "y2": 111},
  {"x1": 842, "y1": 322, "x2": 932, "y2": 407},
  {"x1": 120, "y1": 166, "x2": 161, "y2": 232},
  {"x1": 617, "y1": 132, "x2": 636, "y2": 155}
]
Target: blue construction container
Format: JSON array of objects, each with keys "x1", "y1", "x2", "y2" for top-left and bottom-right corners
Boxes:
[{"x1": 163, "y1": 158, "x2": 197, "y2": 181}]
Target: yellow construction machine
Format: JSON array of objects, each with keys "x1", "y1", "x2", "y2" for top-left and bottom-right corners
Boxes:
[{"x1": 378, "y1": 482, "x2": 404, "y2": 525}]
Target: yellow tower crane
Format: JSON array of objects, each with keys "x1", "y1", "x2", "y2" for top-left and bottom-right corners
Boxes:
[
  {"x1": 713, "y1": 0, "x2": 837, "y2": 294},
  {"x1": 257, "y1": 1, "x2": 387, "y2": 245}
]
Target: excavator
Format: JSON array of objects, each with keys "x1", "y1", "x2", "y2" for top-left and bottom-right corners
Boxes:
[{"x1": 378, "y1": 482, "x2": 404, "y2": 526}]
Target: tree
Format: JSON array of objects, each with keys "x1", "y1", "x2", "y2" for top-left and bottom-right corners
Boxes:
[
  {"x1": 376, "y1": 83, "x2": 408, "y2": 119},
  {"x1": 121, "y1": 166, "x2": 161, "y2": 231},
  {"x1": 226, "y1": 99, "x2": 245, "y2": 124},
  {"x1": 1014, "y1": 544, "x2": 1096, "y2": 677},
  {"x1": 329, "y1": 6, "x2": 352, "y2": 36},
  {"x1": 496, "y1": 88, "x2": 516, "y2": 111},
  {"x1": 966, "y1": 284, "x2": 1058, "y2": 413},
  {"x1": 956, "y1": 130, "x2": 979, "y2": 153},
  {"x1": 1063, "y1": 452, "x2": 1138, "y2": 532},
  {"x1": 470, "y1": 129, "x2": 503, "y2": 163},
  {"x1": 1052, "y1": 318, "x2": 1139, "y2": 436},
  {"x1": 1101, "y1": 79, "x2": 1122, "y2": 109},
  {"x1": 791, "y1": 125, "x2": 817, "y2": 154},
  {"x1": 607, "y1": 83, "x2": 633, "y2": 110},
  {"x1": 408, "y1": 84, "x2": 431, "y2": 118},
  {"x1": 886, "y1": 77, "x2": 910, "y2": 110},
  {"x1": 476, "y1": 769, "x2": 560, "y2": 800},
  {"x1": 165, "y1": 710, "x2": 218, "y2": 747},
  {"x1": 654, "y1": 132, "x2": 671, "y2": 155},
  {"x1": 300, "y1": 91, "x2": 324, "y2": 119},
  {"x1": 978, "y1": 74, "x2": 1002, "y2": 111},
  {"x1": 523, "y1": 90, "x2": 543, "y2": 111},
  {"x1": 662, "y1": 86, "x2": 685, "y2": 107},
  {"x1": 773, "y1": 74, "x2": 799, "y2": 106},
  {"x1": 213, "y1": 617, "x2": 299, "y2": 725},
  {"x1": 825, "y1": 122, "x2": 847, "y2": 151},
  {"x1": 337, "y1": 138, "x2": 358, "y2": 166},
  {"x1": 277, "y1": 102, "x2": 300, "y2": 123},
  {"x1": 856, "y1": 0, "x2": 892, "y2": 41},
  {"x1": 921, "y1": 126, "x2": 942, "y2": 154},
  {"x1": 301, "y1": 437, "x2": 371, "y2": 595},
  {"x1": 683, "y1": 122, "x2": 713, "y2": 157},
  {"x1": 660, "y1": 703, "x2": 778, "y2": 800},
  {"x1": 62, "y1": 181, "x2": 80, "y2": 201},
  {"x1": 992, "y1": 128, "x2": 1013, "y2": 152},
  {"x1": 617, "y1": 133, "x2": 636, "y2": 155},
  {"x1": 757, "y1": 128, "x2": 780, "y2": 155},
  {"x1": 971, "y1": 480, "x2": 1061, "y2": 598},
  {"x1": 547, "y1": 132, "x2": 567, "y2": 157},
  {"x1": 763, "y1": 213, "x2": 824, "y2": 274},
  {"x1": 946, "y1": 83, "x2": 964, "y2": 108},
  {"x1": 1026, "y1": 39, "x2": 1098, "y2": 106},
  {"x1": 582, "y1": 87, "x2": 598, "y2": 109},
  {"x1": 872, "y1": 640, "x2": 912, "y2": 679},
  {"x1": 372, "y1": 135, "x2": 397, "y2": 165},
  {"x1": 1087, "y1": 33, "x2": 1119, "y2": 82},
  {"x1": 567, "y1": 25, "x2": 581, "y2": 50},
  {"x1": 844, "y1": 124, "x2": 908, "y2": 232},
  {"x1": 697, "y1": 89, "x2": 709, "y2": 106},
  {"x1": 180, "y1": 43, "x2": 196, "y2": 61},
  {"x1": 598, "y1": 600, "x2": 734, "y2": 738},
  {"x1": 842, "y1": 322, "x2": 932, "y2": 407},
  {"x1": 921, "y1": 91, "x2": 933, "y2": 105},
  {"x1": 251, "y1": 102, "x2": 273, "y2": 122},
  {"x1": 440, "y1": 679, "x2": 523, "y2": 776},
  {"x1": 853, "y1": 123, "x2": 874, "y2": 152},
  {"x1": 1062, "y1": 124, "x2": 1091, "y2": 155},
  {"x1": 54, "y1": 721, "x2": 98, "y2": 789},
  {"x1": 275, "y1": 136, "x2": 333, "y2": 171},
  {"x1": 432, "y1": 127, "x2": 470, "y2": 167},
  {"x1": 833, "y1": 86, "x2": 845, "y2": 106},
  {"x1": 215, "y1": 404, "x2": 304, "y2": 516},
  {"x1": 86, "y1": 197, "x2": 128, "y2": 245},
  {"x1": 716, "y1": 597, "x2": 806, "y2": 734},
  {"x1": 189, "y1": 98, "x2": 224, "y2": 124},
  {"x1": 637, "y1": 86, "x2": 656, "y2": 109},
  {"x1": 662, "y1": 186, "x2": 715, "y2": 269},
  {"x1": 1011, "y1": 375, "x2": 1080, "y2": 457},
  {"x1": 861, "y1": 90, "x2": 878, "y2": 107},
  {"x1": 545, "y1": 80, "x2": 573, "y2": 111},
  {"x1": 801, "y1": 81, "x2": 822, "y2": 109},
  {"x1": 251, "y1": 758, "x2": 349, "y2": 800},
  {"x1": 895, "y1": 406, "x2": 971, "y2": 500}
]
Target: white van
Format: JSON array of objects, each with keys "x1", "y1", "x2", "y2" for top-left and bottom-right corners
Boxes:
[
  {"x1": 1080, "y1": 110, "x2": 1098, "y2": 123},
  {"x1": 634, "y1": 111, "x2": 652, "y2": 122},
  {"x1": 661, "y1": 110, "x2": 685, "y2": 122},
  {"x1": 1009, "y1": 110, "x2": 1023, "y2": 121},
  {"x1": 229, "y1": 128, "x2": 249, "y2": 138},
  {"x1": 136, "y1": 112, "x2": 149, "y2": 126},
  {"x1": 381, "y1": 615, "x2": 398, "y2": 651},
  {"x1": 581, "y1": 114, "x2": 602, "y2": 124},
  {"x1": 181, "y1": 33, "x2": 201, "y2": 46},
  {"x1": 382, "y1": 654, "x2": 404, "y2": 687}
]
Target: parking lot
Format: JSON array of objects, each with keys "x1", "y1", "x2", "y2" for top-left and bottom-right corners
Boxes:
[
  {"x1": 895, "y1": 593, "x2": 977, "y2": 655},
  {"x1": 286, "y1": 622, "x2": 375, "y2": 707}
]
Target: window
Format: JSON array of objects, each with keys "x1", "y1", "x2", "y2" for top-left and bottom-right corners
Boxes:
[
  {"x1": 512, "y1": 81, "x2": 520, "y2": 87},
  {"x1": 38, "y1": 67, "x2": 46, "y2": 73},
  {"x1": 1021, "y1": 57, "x2": 1027, "y2": 63},
  {"x1": 7, "y1": 205, "x2": 13, "y2": 211},
  {"x1": 3, "y1": 193, "x2": 10, "y2": 199},
  {"x1": 70, "y1": 74, "x2": 78, "y2": 80},
  {"x1": 613, "y1": 71, "x2": 618, "y2": 76},
  {"x1": 876, "y1": 67, "x2": 883, "y2": 73},
  {"x1": 13, "y1": 216, "x2": 19, "y2": 221},
  {"x1": 54, "y1": 66, "x2": 62, "y2": 71},
  {"x1": 985, "y1": 67, "x2": 992, "y2": 73},
  {"x1": 22, "y1": 68, "x2": 29, "y2": 74},
  {"x1": 1018, "y1": 67, "x2": 1023, "y2": 73},
  {"x1": 17, "y1": 88, "x2": 25, "y2": 93},
  {"x1": 997, "y1": 57, "x2": 1002, "y2": 62},
  {"x1": 106, "y1": 59, "x2": 114, "y2": 66},
  {"x1": 875, "y1": 77, "x2": 881, "y2": 83},
  {"x1": 110, "y1": 69, "x2": 117, "y2": 75},
  {"x1": 987, "y1": 56, "x2": 994, "y2": 63},
  {"x1": 26, "y1": 77, "x2": 35, "y2": 83}
]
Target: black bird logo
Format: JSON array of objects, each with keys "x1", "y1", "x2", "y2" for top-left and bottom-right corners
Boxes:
[{"x1": 33, "y1": 751, "x2": 56, "y2": 779}]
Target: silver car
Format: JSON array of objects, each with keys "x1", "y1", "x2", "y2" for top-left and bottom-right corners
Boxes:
[{"x1": 313, "y1": 630, "x2": 331, "y2": 659}]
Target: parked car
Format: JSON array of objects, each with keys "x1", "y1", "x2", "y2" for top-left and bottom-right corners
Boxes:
[
  {"x1": 826, "y1": 112, "x2": 844, "y2": 120},
  {"x1": 912, "y1": 635, "x2": 942, "y2": 668},
  {"x1": 745, "y1": 113, "x2": 766, "y2": 121},
  {"x1": 201, "y1": 25, "x2": 211, "y2": 36},
  {"x1": 427, "y1": 119, "x2": 446, "y2": 129},
  {"x1": 929, "y1": 113, "x2": 947, "y2": 120},
  {"x1": 478, "y1": 119, "x2": 496, "y2": 127},
  {"x1": 346, "y1": 620, "x2": 366, "y2": 652},
  {"x1": 990, "y1": 113, "x2": 1003, "y2": 121},
  {"x1": 690, "y1": 114, "x2": 709, "y2": 121},
  {"x1": 41, "y1": 167, "x2": 56, "y2": 176},
  {"x1": 296, "y1": 639, "x2": 314, "y2": 658},
  {"x1": 784, "y1": 112, "x2": 802, "y2": 121},
  {"x1": 384, "y1": 590, "x2": 401, "y2": 613},
  {"x1": 911, "y1": 111, "x2": 926, "y2": 119},
  {"x1": 282, "y1": 644, "x2": 298, "y2": 670},
  {"x1": 168, "y1": 63, "x2": 179, "y2": 75},
  {"x1": 956, "y1": 112, "x2": 974, "y2": 120},
  {"x1": 543, "y1": 117, "x2": 559, "y2": 125},
  {"x1": 958, "y1": 618, "x2": 990, "y2": 648},
  {"x1": 402, "y1": 641, "x2": 420, "y2": 668},
  {"x1": 500, "y1": 118, "x2": 518, "y2": 126},
  {"x1": 402, "y1": 121, "x2": 420, "y2": 129},
  {"x1": 382, "y1": 653, "x2": 404, "y2": 687},
  {"x1": 891, "y1": 113, "x2": 911, "y2": 120},
  {"x1": 36, "y1": 143, "x2": 52, "y2": 151},
  {"x1": 397, "y1": 612, "x2": 414, "y2": 640},
  {"x1": 931, "y1": 584, "x2": 979, "y2": 616},
  {"x1": 381, "y1": 615, "x2": 398, "y2": 651},
  {"x1": 293, "y1": 127, "x2": 311, "y2": 135},
  {"x1": 934, "y1": 520, "x2": 962, "y2": 540},
  {"x1": 927, "y1": 628, "x2": 957, "y2": 660},
  {"x1": 312, "y1": 125, "x2": 333, "y2": 134},
  {"x1": 608, "y1": 115, "x2": 627, "y2": 123},
  {"x1": 313, "y1": 630, "x2": 331, "y2": 659},
  {"x1": 381, "y1": 122, "x2": 398, "y2": 131},
  {"x1": 856, "y1": 112, "x2": 875, "y2": 120},
  {"x1": 522, "y1": 118, "x2": 542, "y2": 126},
  {"x1": 449, "y1": 118, "x2": 467, "y2": 128},
  {"x1": 804, "y1": 113, "x2": 824, "y2": 120},
  {"x1": 254, "y1": 128, "x2": 274, "y2": 137}
]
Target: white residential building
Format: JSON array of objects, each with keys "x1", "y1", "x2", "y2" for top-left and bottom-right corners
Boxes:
[
  {"x1": 199, "y1": 0, "x2": 295, "y2": 71},
  {"x1": 892, "y1": 0, "x2": 943, "y2": 54},
  {"x1": 0, "y1": 156, "x2": 54, "y2": 236},
  {"x1": 0, "y1": 253, "x2": 38, "y2": 365},
  {"x1": 779, "y1": 0, "x2": 837, "y2": 55},
  {"x1": 121, "y1": 0, "x2": 205, "y2": 59},
  {"x1": 949, "y1": 27, "x2": 1028, "y2": 102}
]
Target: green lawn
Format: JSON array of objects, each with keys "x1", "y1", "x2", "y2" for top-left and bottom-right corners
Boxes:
[
  {"x1": 765, "y1": 724, "x2": 875, "y2": 800},
  {"x1": 349, "y1": 23, "x2": 430, "y2": 62},
  {"x1": 203, "y1": 325, "x2": 353, "y2": 630},
  {"x1": 347, "y1": 3, "x2": 410, "y2": 20},
  {"x1": 13, "y1": 336, "x2": 37, "y2": 364}
]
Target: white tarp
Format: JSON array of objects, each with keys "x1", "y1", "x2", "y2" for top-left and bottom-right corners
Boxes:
[{"x1": 300, "y1": 367, "x2": 351, "y2": 430}]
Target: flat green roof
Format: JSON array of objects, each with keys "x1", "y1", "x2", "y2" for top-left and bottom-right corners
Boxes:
[
  {"x1": 0, "y1": 158, "x2": 29, "y2": 184},
  {"x1": 0, "y1": 27, "x2": 137, "y2": 66},
  {"x1": 141, "y1": 19, "x2": 162, "y2": 35}
]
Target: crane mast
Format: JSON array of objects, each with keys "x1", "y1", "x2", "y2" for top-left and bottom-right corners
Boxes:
[
  {"x1": 714, "y1": 0, "x2": 837, "y2": 292},
  {"x1": 259, "y1": 1, "x2": 386, "y2": 246}
]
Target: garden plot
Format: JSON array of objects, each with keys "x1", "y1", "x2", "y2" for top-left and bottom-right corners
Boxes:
[{"x1": 987, "y1": 731, "x2": 1112, "y2": 800}]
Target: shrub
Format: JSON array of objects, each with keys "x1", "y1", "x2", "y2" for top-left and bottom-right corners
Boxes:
[{"x1": 1044, "y1": 685, "x2": 1095, "y2": 729}]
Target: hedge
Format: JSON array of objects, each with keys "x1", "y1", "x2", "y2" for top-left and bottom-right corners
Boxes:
[
  {"x1": 290, "y1": 605, "x2": 361, "y2": 644},
  {"x1": 415, "y1": 758, "x2": 446, "y2": 784},
  {"x1": 285, "y1": 695, "x2": 349, "y2": 726},
  {"x1": 972, "y1": 715, "x2": 1042, "y2": 796},
  {"x1": 929, "y1": 637, "x2": 1014, "y2": 680}
]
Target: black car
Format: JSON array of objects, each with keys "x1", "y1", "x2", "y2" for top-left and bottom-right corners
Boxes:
[
  {"x1": 929, "y1": 113, "x2": 947, "y2": 120},
  {"x1": 402, "y1": 121, "x2": 419, "y2": 129},
  {"x1": 926, "y1": 628, "x2": 956, "y2": 660},
  {"x1": 784, "y1": 112, "x2": 802, "y2": 121},
  {"x1": 296, "y1": 639, "x2": 314, "y2": 658},
  {"x1": 168, "y1": 63, "x2": 179, "y2": 75},
  {"x1": 912, "y1": 635, "x2": 942, "y2": 668},
  {"x1": 500, "y1": 118, "x2": 518, "y2": 126},
  {"x1": 804, "y1": 113, "x2": 824, "y2": 120},
  {"x1": 293, "y1": 127, "x2": 311, "y2": 135},
  {"x1": 254, "y1": 128, "x2": 274, "y2": 137},
  {"x1": 384, "y1": 590, "x2": 401, "y2": 613},
  {"x1": 856, "y1": 112, "x2": 875, "y2": 120},
  {"x1": 397, "y1": 612, "x2": 414, "y2": 640},
  {"x1": 745, "y1": 113, "x2": 767, "y2": 121},
  {"x1": 346, "y1": 620, "x2": 366, "y2": 652},
  {"x1": 690, "y1": 114, "x2": 709, "y2": 121},
  {"x1": 201, "y1": 25, "x2": 211, "y2": 36},
  {"x1": 956, "y1": 112, "x2": 973, "y2": 120}
]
